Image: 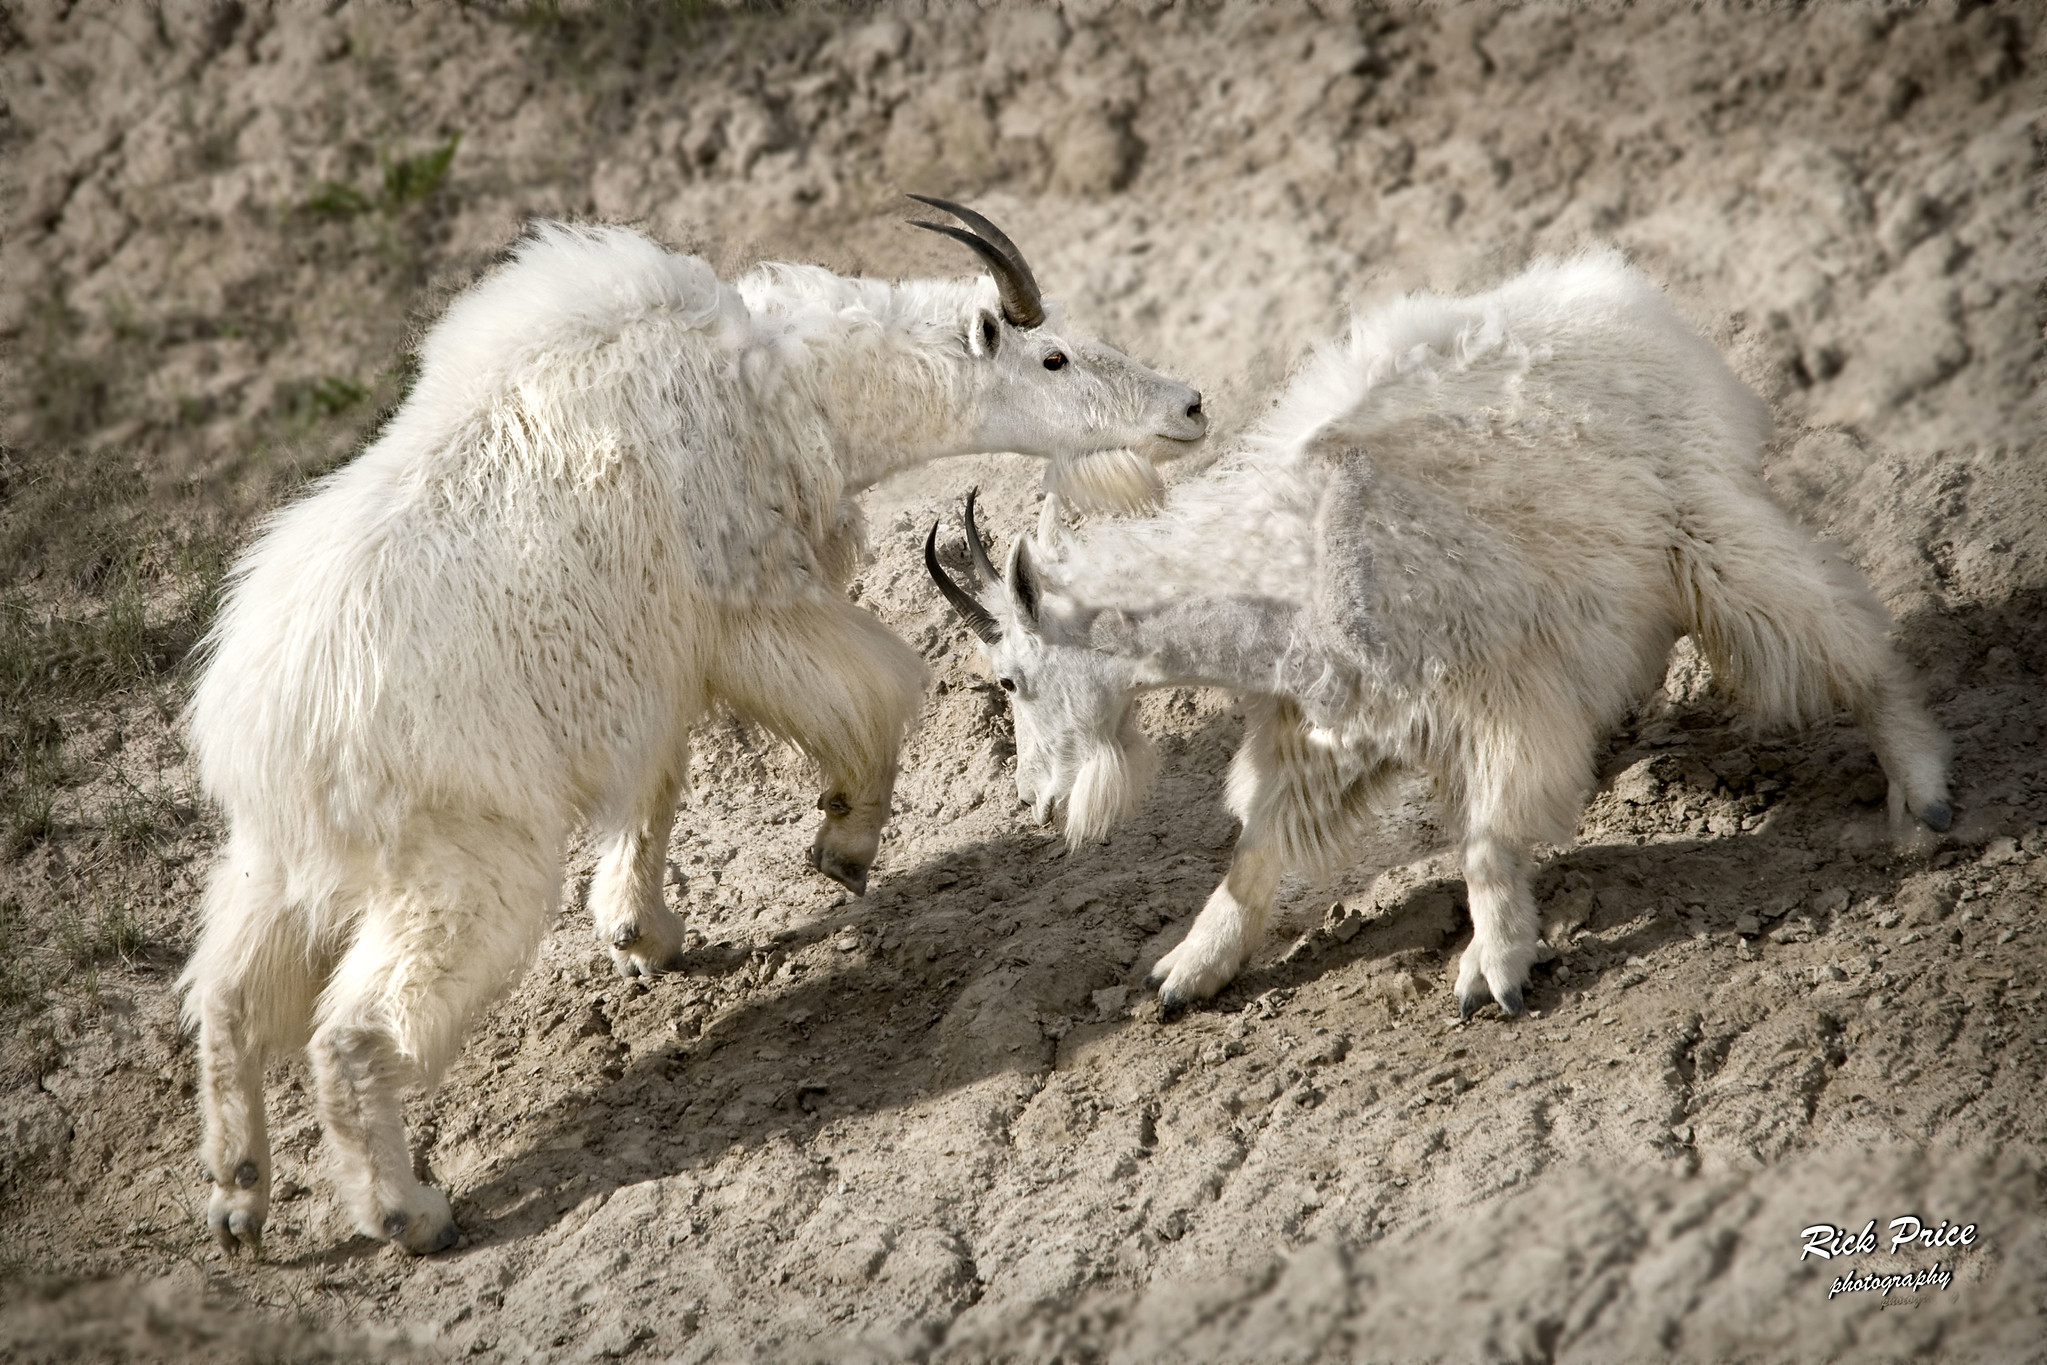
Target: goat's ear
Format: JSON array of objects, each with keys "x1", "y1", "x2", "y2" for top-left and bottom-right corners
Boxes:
[
  {"x1": 969, "y1": 309, "x2": 1001, "y2": 358},
  {"x1": 1007, "y1": 536, "x2": 1043, "y2": 632}
]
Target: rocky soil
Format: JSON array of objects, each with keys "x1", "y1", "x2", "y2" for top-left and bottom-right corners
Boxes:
[{"x1": 2, "y1": 2, "x2": 2043, "y2": 1361}]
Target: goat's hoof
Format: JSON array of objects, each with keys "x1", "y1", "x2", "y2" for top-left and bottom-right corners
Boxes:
[
  {"x1": 210, "y1": 1207, "x2": 266, "y2": 1258},
  {"x1": 1920, "y1": 801, "x2": 1953, "y2": 833},
  {"x1": 208, "y1": 1183, "x2": 268, "y2": 1257},
  {"x1": 383, "y1": 1197, "x2": 461, "y2": 1256},
  {"x1": 1143, "y1": 967, "x2": 1166, "y2": 991},
  {"x1": 1456, "y1": 986, "x2": 1487, "y2": 1020},
  {"x1": 1495, "y1": 984, "x2": 1526, "y2": 1018},
  {"x1": 1157, "y1": 986, "x2": 1190, "y2": 1019}
]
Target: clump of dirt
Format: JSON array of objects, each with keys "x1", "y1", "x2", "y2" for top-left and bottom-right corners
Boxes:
[{"x1": 2, "y1": 3, "x2": 2042, "y2": 1362}]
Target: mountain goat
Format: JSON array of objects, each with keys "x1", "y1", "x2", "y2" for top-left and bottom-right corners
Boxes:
[
  {"x1": 927, "y1": 251, "x2": 1951, "y2": 1019},
  {"x1": 180, "y1": 201, "x2": 1205, "y2": 1256}
]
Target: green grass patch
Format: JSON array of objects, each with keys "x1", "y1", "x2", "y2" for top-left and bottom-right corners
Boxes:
[
  {"x1": 383, "y1": 132, "x2": 462, "y2": 208},
  {"x1": 300, "y1": 132, "x2": 462, "y2": 219}
]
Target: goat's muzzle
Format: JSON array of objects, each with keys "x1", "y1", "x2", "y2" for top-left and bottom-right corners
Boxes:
[{"x1": 807, "y1": 842, "x2": 869, "y2": 897}]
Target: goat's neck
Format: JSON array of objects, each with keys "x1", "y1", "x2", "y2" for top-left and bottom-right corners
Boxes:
[
  {"x1": 788, "y1": 319, "x2": 980, "y2": 492},
  {"x1": 1111, "y1": 595, "x2": 1347, "y2": 704}
]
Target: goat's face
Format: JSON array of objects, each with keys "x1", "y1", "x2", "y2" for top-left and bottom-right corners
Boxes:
[
  {"x1": 961, "y1": 310, "x2": 1207, "y2": 469},
  {"x1": 925, "y1": 498, "x2": 1157, "y2": 843},
  {"x1": 909, "y1": 196, "x2": 1204, "y2": 495}
]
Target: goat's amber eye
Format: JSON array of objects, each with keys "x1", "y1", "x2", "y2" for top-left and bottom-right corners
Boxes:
[
  {"x1": 999, "y1": 677, "x2": 1017, "y2": 692},
  {"x1": 1043, "y1": 352, "x2": 1067, "y2": 371}
]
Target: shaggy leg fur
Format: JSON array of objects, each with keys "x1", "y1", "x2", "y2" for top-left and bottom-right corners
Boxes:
[
  {"x1": 590, "y1": 765, "x2": 690, "y2": 979},
  {"x1": 712, "y1": 600, "x2": 927, "y2": 897},
  {"x1": 1678, "y1": 484, "x2": 1952, "y2": 834},
  {"x1": 1150, "y1": 845, "x2": 1286, "y2": 1013},
  {"x1": 1149, "y1": 700, "x2": 1391, "y2": 1011},
  {"x1": 1448, "y1": 708, "x2": 1601, "y2": 1018},
  {"x1": 309, "y1": 822, "x2": 556, "y2": 1255},
  {"x1": 181, "y1": 837, "x2": 319, "y2": 1257}
]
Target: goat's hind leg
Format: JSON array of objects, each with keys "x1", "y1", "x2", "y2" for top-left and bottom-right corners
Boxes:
[
  {"x1": 1450, "y1": 714, "x2": 1600, "y2": 1019},
  {"x1": 179, "y1": 836, "x2": 317, "y2": 1256},
  {"x1": 312, "y1": 829, "x2": 555, "y2": 1254}
]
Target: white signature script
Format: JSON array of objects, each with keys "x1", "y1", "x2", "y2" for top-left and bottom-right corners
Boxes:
[
  {"x1": 1800, "y1": 1216, "x2": 1978, "y2": 1261},
  {"x1": 1828, "y1": 1263, "x2": 1953, "y2": 1300}
]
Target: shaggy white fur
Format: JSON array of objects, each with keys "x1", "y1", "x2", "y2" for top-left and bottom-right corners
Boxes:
[
  {"x1": 942, "y1": 250, "x2": 1951, "y2": 1018},
  {"x1": 179, "y1": 219, "x2": 1204, "y2": 1256}
]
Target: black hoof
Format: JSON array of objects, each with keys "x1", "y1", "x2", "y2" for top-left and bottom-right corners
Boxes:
[
  {"x1": 1143, "y1": 968, "x2": 1165, "y2": 991},
  {"x1": 433, "y1": 1221, "x2": 462, "y2": 1253},
  {"x1": 1158, "y1": 987, "x2": 1189, "y2": 1019},
  {"x1": 1456, "y1": 986, "x2": 1488, "y2": 1020},
  {"x1": 1496, "y1": 984, "x2": 1526, "y2": 1018},
  {"x1": 1920, "y1": 801, "x2": 1953, "y2": 833}
]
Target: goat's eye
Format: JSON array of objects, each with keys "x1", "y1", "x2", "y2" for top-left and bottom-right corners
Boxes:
[
  {"x1": 999, "y1": 677, "x2": 1017, "y2": 693},
  {"x1": 1043, "y1": 352, "x2": 1067, "y2": 371}
]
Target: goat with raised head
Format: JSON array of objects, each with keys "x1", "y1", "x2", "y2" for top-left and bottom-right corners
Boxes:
[
  {"x1": 927, "y1": 251, "x2": 1950, "y2": 1019},
  {"x1": 180, "y1": 200, "x2": 1205, "y2": 1256}
]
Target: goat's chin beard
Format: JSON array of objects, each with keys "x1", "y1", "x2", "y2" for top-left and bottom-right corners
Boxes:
[
  {"x1": 1060, "y1": 734, "x2": 1159, "y2": 845},
  {"x1": 1046, "y1": 448, "x2": 1166, "y2": 515}
]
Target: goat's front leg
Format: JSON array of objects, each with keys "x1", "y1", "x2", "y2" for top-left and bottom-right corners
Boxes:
[
  {"x1": 712, "y1": 599, "x2": 927, "y2": 897},
  {"x1": 1147, "y1": 838, "x2": 1285, "y2": 1012},
  {"x1": 1453, "y1": 831, "x2": 1541, "y2": 1019},
  {"x1": 589, "y1": 764, "x2": 689, "y2": 979},
  {"x1": 1148, "y1": 698, "x2": 1386, "y2": 1013}
]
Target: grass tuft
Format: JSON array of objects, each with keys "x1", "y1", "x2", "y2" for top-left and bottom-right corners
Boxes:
[
  {"x1": 382, "y1": 132, "x2": 462, "y2": 208},
  {"x1": 299, "y1": 133, "x2": 462, "y2": 219}
]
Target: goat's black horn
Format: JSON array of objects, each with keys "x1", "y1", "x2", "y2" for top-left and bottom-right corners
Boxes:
[
  {"x1": 925, "y1": 521, "x2": 1003, "y2": 646},
  {"x1": 907, "y1": 195, "x2": 1046, "y2": 329},
  {"x1": 963, "y1": 487, "x2": 1000, "y2": 586}
]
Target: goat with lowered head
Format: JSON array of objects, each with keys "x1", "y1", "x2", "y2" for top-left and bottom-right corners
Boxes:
[
  {"x1": 180, "y1": 199, "x2": 1205, "y2": 1256},
  {"x1": 928, "y1": 250, "x2": 1951, "y2": 1019}
]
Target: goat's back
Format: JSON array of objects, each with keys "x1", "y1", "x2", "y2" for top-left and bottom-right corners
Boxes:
[{"x1": 189, "y1": 225, "x2": 774, "y2": 855}]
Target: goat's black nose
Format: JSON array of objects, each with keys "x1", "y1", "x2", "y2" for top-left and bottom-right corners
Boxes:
[{"x1": 1186, "y1": 394, "x2": 1204, "y2": 419}]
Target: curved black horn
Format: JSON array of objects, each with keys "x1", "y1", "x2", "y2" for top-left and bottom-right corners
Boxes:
[
  {"x1": 909, "y1": 222, "x2": 1046, "y2": 329},
  {"x1": 907, "y1": 196, "x2": 1046, "y2": 329},
  {"x1": 963, "y1": 487, "x2": 1000, "y2": 585},
  {"x1": 906, "y1": 195, "x2": 1041, "y2": 295},
  {"x1": 925, "y1": 521, "x2": 1003, "y2": 646}
]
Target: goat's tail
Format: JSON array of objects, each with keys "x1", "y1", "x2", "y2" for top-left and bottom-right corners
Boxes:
[{"x1": 1671, "y1": 485, "x2": 1952, "y2": 833}]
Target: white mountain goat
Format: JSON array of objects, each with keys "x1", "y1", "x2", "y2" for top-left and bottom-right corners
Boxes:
[
  {"x1": 926, "y1": 251, "x2": 1952, "y2": 1019},
  {"x1": 180, "y1": 200, "x2": 1206, "y2": 1256}
]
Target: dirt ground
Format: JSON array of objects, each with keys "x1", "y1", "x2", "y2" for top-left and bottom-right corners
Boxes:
[{"x1": 2, "y1": 2, "x2": 2044, "y2": 1361}]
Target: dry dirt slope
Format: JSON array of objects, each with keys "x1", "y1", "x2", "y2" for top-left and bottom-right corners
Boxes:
[{"x1": 1, "y1": 2, "x2": 2044, "y2": 1361}]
